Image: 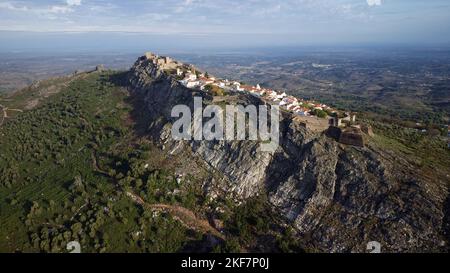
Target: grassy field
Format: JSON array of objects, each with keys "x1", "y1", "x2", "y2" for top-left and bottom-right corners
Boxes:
[{"x1": 368, "y1": 120, "x2": 450, "y2": 186}]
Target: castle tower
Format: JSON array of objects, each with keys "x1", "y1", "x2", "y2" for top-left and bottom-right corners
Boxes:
[{"x1": 145, "y1": 52, "x2": 156, "y2": 59}]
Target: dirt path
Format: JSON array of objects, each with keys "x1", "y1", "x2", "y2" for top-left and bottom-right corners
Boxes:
[
  {"x1": 0, "y1": 104, "x2": 6, "y2": 126},
  {"x1": 90, "y1": 152, "x2": 224, "y2": 240},
  {"x1": 0, "y1": 104, "x2": 23, "y2": 127},
  {"x1": 126, "y1": 191, "x2": 225, "y2": 240},
  {"x1": 91, "y1": 152, "x2": 111, "y2": 177}
]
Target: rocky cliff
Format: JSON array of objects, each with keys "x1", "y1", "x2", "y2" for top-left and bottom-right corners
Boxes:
[{"x1": 127, "y1": 54, "x2": 448, "y2": 252}]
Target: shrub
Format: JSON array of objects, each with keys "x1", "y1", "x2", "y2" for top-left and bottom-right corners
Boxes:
[{"x1": 205, "y1": 84, "x2": 226, "y2": 96}]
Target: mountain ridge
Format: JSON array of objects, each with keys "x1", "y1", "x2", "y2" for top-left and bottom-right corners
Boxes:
[
  {"x1": 126, "y1": 53, "x2": 448, "y2": 252},
  {"x1": 0, "y1": 53, "x2": 447, "y2": 253}
]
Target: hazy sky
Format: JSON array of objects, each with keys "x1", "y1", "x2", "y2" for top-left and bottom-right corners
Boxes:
[{"x1": 0, "y1": 0, "x2": 450, "y2": 51}]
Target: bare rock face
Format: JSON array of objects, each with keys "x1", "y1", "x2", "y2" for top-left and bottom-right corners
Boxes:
[
  {"x1": 128, "y1": 55, "x2": 274, "y2": 199},
  {"x1": 127, "y1": 54, "x2": 448, "y2": 252},
  {"x1": 338, "y1": 128, "x2": 365, "y2": 147}
]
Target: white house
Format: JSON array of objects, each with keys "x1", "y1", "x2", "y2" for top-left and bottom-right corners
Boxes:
[
  {"x1": 199, "y1": 77, "x2": 214, "y2": 85},
  {"x1": 287, "y1": 104, "x2": 297, "y2": 111},
  {"x1": 185, "y1": 81, "x2": 200, "y2": 88},
  {"x1": 265, "y1": 90, "x2": 277, "y2": 98},
  {"x1": 295, "y1": 107, "x2": 310, "y2": 116},
  {"x1": 233, "y1": 82, "x2": 244, "y2": 92},
  {"x1": 185, "y1": 72, "x2": 197, "y2": 81},
  {"x1": 179, "y1": 79, "x2": 200, "y2": 88},
  {"x1": 277, "y1": 92, "x2": 287, "y2": 100},
  {"x1": 283, "y1": 96, "x2": 298, "y2": 106}
]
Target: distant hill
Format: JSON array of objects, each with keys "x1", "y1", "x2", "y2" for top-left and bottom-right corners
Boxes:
[{"x1": 0, "y1": 53, "x2": 136, "y2": 94}]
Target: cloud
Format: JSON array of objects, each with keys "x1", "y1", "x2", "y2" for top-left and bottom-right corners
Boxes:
[
  {"x1": 253, "y1": 4, "x2": 282, "y2": 17},
  {"x1": 67, "y1": 0, "x2": 82, "y2": 6},
  {"x1": 367, "y1": 0, "x2": 382, "y2": 6},
  {"x1": 47, "y1": 0, "x2": 82, "y2": 14},
  {"x1": 0, "y1": 2, "x2": 29, "y2": 12},
  {"x1": 0, "y1": 1, "x2": 74, "y2": 15},
  {"x1": 48, "y1": 6, "x2": 73, "y2": 14}
]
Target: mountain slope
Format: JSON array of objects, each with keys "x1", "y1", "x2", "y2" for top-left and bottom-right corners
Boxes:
[
  {"x1": 0, "y1": 54, "x2": 448, "y2": 253},
  {"x1": 0, "y1": 71, "x2": 218, "y2": 253},
  {"x1": 127, "y1": 54, "x2": 449, "y2": 252}
]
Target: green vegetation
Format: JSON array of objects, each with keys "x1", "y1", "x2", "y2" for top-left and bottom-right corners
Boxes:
[
  {"x1": 307, "y1": 94, "x2": 445, "y2": 125},
  {"x1": 312, "y1": 108, "x2": 327, "y2": 118},
  {"x1": 213, "y1": 194, "x2": 305, "y2": 253},
  {"x1": 368, "y1": 119, "x2": 450, "y2": 185},
  {"x1": 0, "y1": 72, "x2": 200, "y2": 252},
  {"x1": 0, "y1": 71, "x2": 302, "y2": 253},
  {"x1": 205, "y1": 84, "x2": 226, "y2": 96}
]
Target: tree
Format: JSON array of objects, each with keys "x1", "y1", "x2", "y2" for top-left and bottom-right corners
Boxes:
[
  {"x1": 221, "y1": 237, "x2": 241, "y2": 253},
  {"x1": 135, "y1": 179, "x2": 143, "y2": 189},
  {"x1": 205, "y1": 84, "x2": 225, "y2": 96},
  {"x1": 313, "y1": 109, "x2": 327, "y2": 118},
  {"x1": 71, "y1": 222, "x2": 83, "y2": 235}
]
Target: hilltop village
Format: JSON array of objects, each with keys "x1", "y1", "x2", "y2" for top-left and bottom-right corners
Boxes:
[{"x1": 144, "y1": 52, "x2": 371, "y2": 147}]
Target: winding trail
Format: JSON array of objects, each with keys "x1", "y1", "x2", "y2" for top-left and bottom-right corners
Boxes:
[
  {"x1": 0, "y1": 104, "x2": 23, "y2": 127},
  {"x1": 90, "y1": 151, "x2": 224, "y2": 240},
  {"x1": 125, "y1": 191, "x2": 225, "y2": 240}
]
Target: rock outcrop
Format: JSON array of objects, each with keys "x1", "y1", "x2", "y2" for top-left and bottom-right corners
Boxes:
[
  {"x1": 338, "y1": 127, "x2": 365, "y2": 147},
  {"x1": 126, "y1": 53, "x2": 448, "y2": 252}
]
